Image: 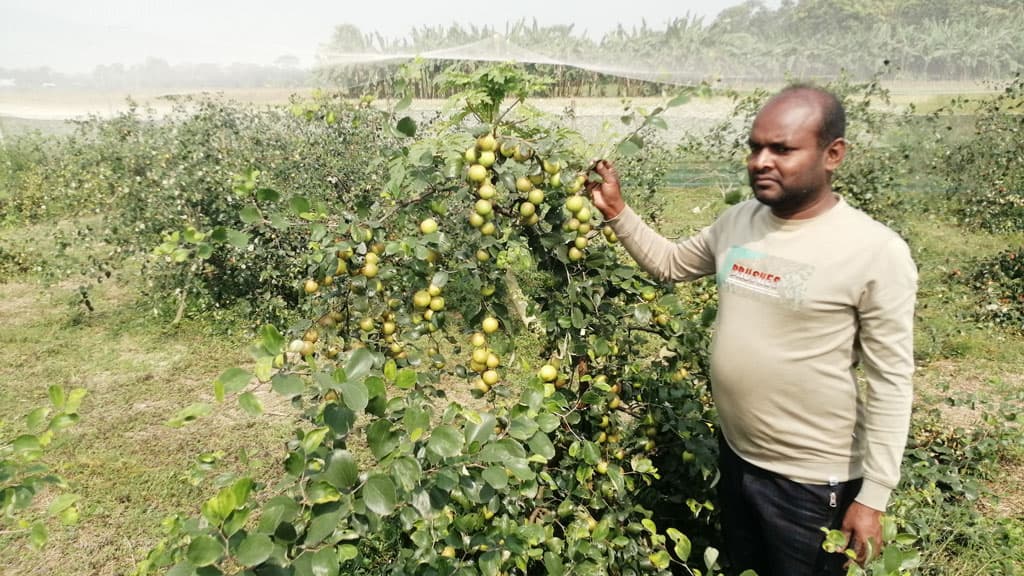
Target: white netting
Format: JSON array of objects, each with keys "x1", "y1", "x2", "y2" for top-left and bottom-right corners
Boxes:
[{"x1": 317, "y1": 35, "x2": 737, "y2": 87}]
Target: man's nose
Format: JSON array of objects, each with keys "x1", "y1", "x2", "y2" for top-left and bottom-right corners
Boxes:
[{"x1": 749, "y1": 149, "x2": 771, "y2": 171}]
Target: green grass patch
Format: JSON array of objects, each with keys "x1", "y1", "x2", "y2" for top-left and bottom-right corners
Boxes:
[{"x1": 0, "y1": 276, "x2": 292, "y2": 575}]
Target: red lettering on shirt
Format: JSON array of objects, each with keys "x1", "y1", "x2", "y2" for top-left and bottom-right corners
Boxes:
[{"x1": 731, "y1": 263, "x2": 782, "y2": 284}]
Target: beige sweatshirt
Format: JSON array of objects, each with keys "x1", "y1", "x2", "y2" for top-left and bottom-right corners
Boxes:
[{"x1": 608, "y1": 197, "x2": 917, "y2": 511}]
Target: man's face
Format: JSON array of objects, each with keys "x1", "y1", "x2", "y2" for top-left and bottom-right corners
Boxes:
[{"x1": 747, "y1": 95, "x2": 839, "y2": 215}]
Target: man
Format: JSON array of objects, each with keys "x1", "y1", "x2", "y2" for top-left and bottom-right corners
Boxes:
[{"x1": 587, "y1": 85, "x2": 917, "y2": 575}]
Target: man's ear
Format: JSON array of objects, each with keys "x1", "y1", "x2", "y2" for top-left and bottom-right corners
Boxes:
[{"x1": 825, "y1": 138, "x2": 847, "y2": 171}]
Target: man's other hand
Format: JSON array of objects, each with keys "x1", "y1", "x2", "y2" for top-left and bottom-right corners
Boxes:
[
  {"x1": 841, "y1": 501, "x2": 883, "y2": 566},
  {"x1": 586, "y1": 160, "x2": 625, "y2": 220}
]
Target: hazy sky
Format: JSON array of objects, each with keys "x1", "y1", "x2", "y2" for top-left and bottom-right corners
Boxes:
[{"x1": 1, "y1": 0, "x2": 752, "y2": 73}]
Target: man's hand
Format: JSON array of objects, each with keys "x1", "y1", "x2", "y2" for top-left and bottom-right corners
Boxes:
[
  {"x1": 586, "y1": 160, "x2": 626, "y2": 220},
  {"x1": 841, "y1": 502, "x2": 883, "y2": 566}
]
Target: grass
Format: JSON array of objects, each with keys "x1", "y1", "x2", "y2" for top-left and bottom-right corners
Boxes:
[{"x1": 0, "y1": 267, "x2": 292, "y2": 575}]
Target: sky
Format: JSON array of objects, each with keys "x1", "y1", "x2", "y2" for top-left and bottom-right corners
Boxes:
[{"x1": 1, "y1": 0, "x2": 753, "y2": 74}]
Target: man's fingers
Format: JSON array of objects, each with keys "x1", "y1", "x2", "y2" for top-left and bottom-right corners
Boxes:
[{"x1": 593, "y1": 160, "x2": 619, "y2": 184}]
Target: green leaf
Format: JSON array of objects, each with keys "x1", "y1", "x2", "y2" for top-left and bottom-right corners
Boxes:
[
  {"x1": 255, "y1": 187, "x2": 280, "y2": 202},
  {"x1": 165, "y1": 562, "x2": 196, "y2": 576},
  {"x1": 272, "y1": 373, "x2": 304, "y2": 397},
  {"x1": 366, "y1": 376, "x2": 385, "y2": 399},
  {"x1": 65, "y1": 388, "x2": 87, "y2": 413},
  {"x1": 363, "y1": 475, "x2": 397, "y2": 516},
  {"x1": 883, "y1": 546, "x2": 902, "y2": 573},
  {"x1": 536, "y1": 413, "x2": 559, "y2": 433},
  {"x1": 392, "y1": 456, "x2": 422, "y2": 491},
  {"x1": 226, "y1": 477, "x2": 254, "y2": 510},
  {"x1": 195, "y1": 243, "x2": 213, "y2": 259},
  {"x1": 345, "y1": 348, "x2": 374, "y2": 383},
  {"x1": 294, "y1": 548, "x2": 340, "y2": 576},
  {"x1": 307, "y1": 481, "x2": 341, "y2": 504},
  {"x1": 236, "y1": 533, "x2": 273, "y2": 566},
  {"x1": 616, "y1": 139, "x2": 641, "y2": 157},
  {"x1": 647, "y1": 116, "x2": 668, "y2": 131},
  {"x1": 403, "y1": 405, "x2": 430, "y2": 439},
  {"x1": 26, "y1": 407, "x2": 49, "y2": 430},
  {"x1": 366, "y1": 419, "x2": 399, "y2": 459},
  {"x1": 49, "y1": 413, "x2": 79, "y2": 432},
  {"x1": 704, "y1": 546, "x2": 720, "y2": 571},
  {"x1": 166, "y1": 403, "x2": 212, "y2": 428},
  {"x1": 186, "y1": 535, "x2": 224, "y2": 567},
  {"x1": 301, "y1": 427, "x2": 330, "y2": 453},
  {"x1": 650, "y1": 550, "x2": 671, "y2": 570},
  {"x1": 482, "y1": 466, "x2": 508, "y2": 489},
  {"x1": 29, "y1": 522, "x2": 47, "y2": 549},
  {"x1": 260, "y1": 325, "x2": 284, "y2": 355},
  {"x1": 257, "y1": 496, "x2": 298, "y2": 534},
  {"x1": 544, "y1": 551, "x2": 565, "y2": 576},
  {"x1": 269, "y1": 212, "x2": 289, "y2": 230},
  {"x1": 508, "y1": 416, "x2": 539, "y2": 440},
  {"x1": 56, "y1": 497, "x2": 80, "y2": 522},
  {"x1": 480, "y1": 439, "x2": 526, "y2": 462},
  {"x1": 339, "y1": 379, "x2": 369, "y2": 413},
  {"x1": 667, "y1": 92, "x2": 691, "y2": 107},
  {"x1": 396, "y1": 116, "x2": 417, "y2": 137},
  {"x1": 289, "y1": 196, "x2": 311, "y2": 215},
  {"x1": 238, "y1": 392, "x2": 263, "y2": 416},
  {"x1": 47, "y1": 493, "x2": 80, "y2": 516},
  {"x1": 394, "y1": 94, "x2": 412, "y2": 112},
  {"x1": 465, "y1": 412, "x2": 497, "y2": 448},
  {"x1": 312, "y1": 547, "x2": 340, "y2": 576},
  {"x1": 13, "y1": 434, "x2": 41, "y2": 453},
  {"x1": 239, "y1": 205, "x2": 261, "y2": 224},
  {"x1": 215, "y1": 368, "x2": 252, "y2": 395},
  {"x1": 337, "y1": 544, "x2": 358, "y2": 562},
  {"x1": 431, "y1": 270, "x2": 449, "y2": 288},
  {"x1": 528, "y1": 432, "x2": 555, "y2": 460},
  {"x1": 394, "y1": 368, "x2": 417, "y2": 390},
  {"x1": 479, "y1": 550, "x2": 500, "y2": 576},
  {"x1": 48, "y1": 385, "x2": 65, "y2": 410},
  {"x1": 427, "y1": 426, "x2": 464, "y2": 459},
  {"x1": 570, "y1": 306, "x2": 584, "y2": 329},
  {"x1": 323, "y1": 449, "x2": 359, "y2": 489},
  {"x1": 305, "y1": 510, "x2": 342, "y2": 546},
  {"x1": 667, "y1": 528, "x2": 692, "y2": 561},
  {"x1": 225, "y1": 229, "x2": 250, "y2": 249}
]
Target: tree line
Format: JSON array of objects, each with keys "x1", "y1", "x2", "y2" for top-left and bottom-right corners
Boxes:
[
  {"x1": 318, "y1": 0, "x2": 1024, "y2": 97},
  {"x1": 2, "y1": 0, "x2": 1020, "y2": 96}
]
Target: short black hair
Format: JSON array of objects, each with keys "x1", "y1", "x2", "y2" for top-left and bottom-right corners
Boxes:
[{"x1": 775, "y1": 84, "x2": 846, "y2": 148}]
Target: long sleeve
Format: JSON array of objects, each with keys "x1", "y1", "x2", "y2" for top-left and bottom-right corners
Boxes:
[
  {"x1": 606, "y1": 205, "x2": 717, "y2": 283},
  {"x1": 853, "y1": 237, "x2": 918, "y2": 510}
]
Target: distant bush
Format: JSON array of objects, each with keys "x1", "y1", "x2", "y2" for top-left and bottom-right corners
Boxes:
[
  {"x1": 962, "y1": 247, "x2": 1024, "y2": 333},
  {"x1": 0, "y1": 132, "x2": 65, "y2": 226},
  {"x1": 938, "y1": 75, "x2": 1024, "y2": 232},
  {"x1": 2, "y1": 96, "x2": 396, "y2": 326}
]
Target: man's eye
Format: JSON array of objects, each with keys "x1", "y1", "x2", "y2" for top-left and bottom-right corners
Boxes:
[{"x1": 772, "y1": 145, "x2": 790, "y2": 153}]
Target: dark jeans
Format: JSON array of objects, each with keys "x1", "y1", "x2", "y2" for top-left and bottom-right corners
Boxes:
[{"x1": 718, "y1": 438, "x2": 861, "y2": 576}]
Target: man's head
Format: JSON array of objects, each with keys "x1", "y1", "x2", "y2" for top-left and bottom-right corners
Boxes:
[{"x1": 747, "y1": 85, "x2": 847, "y2": 219}]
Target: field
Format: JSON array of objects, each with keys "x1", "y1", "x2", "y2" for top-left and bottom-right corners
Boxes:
[{"x1": 2, "y1": 73, "x2": 1023, "y2": 576}]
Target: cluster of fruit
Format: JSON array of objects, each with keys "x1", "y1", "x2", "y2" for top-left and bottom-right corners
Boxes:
[
  {"x1": 411, "y1": 280, "x2": 445, "y2": 325},
  {"x1": 468, "y1": 316, "x2": 502, "y2": 396},
  {"x1": 465, "y1": 133, "x2": 502, "y2": 238}
]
